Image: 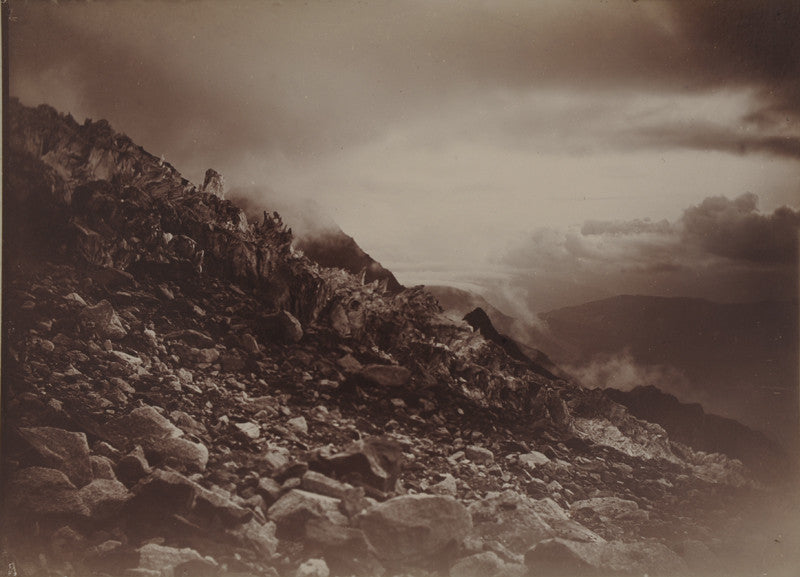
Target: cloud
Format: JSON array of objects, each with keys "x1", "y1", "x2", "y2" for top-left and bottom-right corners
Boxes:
[
  {"x1": 681, "y1": 193, "x2": 800, "y2": 263},
  {"x1": 496, "y1": 193, "x2": 799, "y2": 314},
  {"x1": 562, "y1": 349, "x2": 696, "y2": 399}
]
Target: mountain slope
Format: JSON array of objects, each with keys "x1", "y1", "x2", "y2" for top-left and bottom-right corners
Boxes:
[
  {"x1": 540, "y1": 294, "x2": 799, "y2": 449},
  {"x1": 2, "y1": 100, "x2": 796, "y2": 577}
]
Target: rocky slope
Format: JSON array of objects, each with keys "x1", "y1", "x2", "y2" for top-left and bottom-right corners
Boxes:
[{"x1": 2, "y1": 100, "x2": 797, "y2": 577}]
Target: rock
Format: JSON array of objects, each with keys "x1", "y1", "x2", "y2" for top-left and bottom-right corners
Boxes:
[
  {"x1": 200, "y1": 168, "x2": 225, "y2": 199},
  {"x1": 287, "y1": 416, "x2": 308, "y2": 435},
  {"x1": 51, "y1": 525, "x2": 87, "y2": 561},
  {"x1": 83, "y1": 540, "x2": 139, "y2": 575},
  {"x1": 78, "y1": 479, "x2": 132, "y2": 519},
  {"x1": 240, "y1": 333, "x2": 260, "y2": 354},
  {"x1": 164, "y1": 329, "x2": 215, "y2": 348},
  {"x1": 468, "y1": 491, "x2": 559, "y2": 555},
  {"x1": 7, "y1": 467, "x2": 90, "y2": 517},
  {"x1": 257, "y1": 476, "x2": 284, "y2": 504},
  {"x1": 357, "y1": 364, "x2": 411, "y2": 388},
  {"x1": 267, "y1": 489, "x2": 348, "y2": 540},
  {"x1": 337, "y1": 354, "x2": 363, "y2": 373},
  {"x1": 305, "y1": 519, "x2": 385, "y2": 576},
  {"x1": 312, "y1": 436, "x2": 403, "y2": 493},
  {"x1": 220, "y1": 350, "x2": 246, "y2": 372},
  {"x1": 449, "y1": 551, "x2": 508, "y2": 577},
  {"x1": 121, "y1": 406, "x2": 207, "y2": 472},
  {"x1": 259, "y1": 310, "x2": 304, "y2": 344},
  {"x1": 65, "y1": 292, "x2": 88, "y2": 306},
  {"x1": 194, "y1": 484, "x2": 253, "y2": 526},
  {"x1": 465, "y1": 445, "x2": 494, "y2": 465},
  {"x1": 570, "y1": 497, "x2": 648, "y2": 523},
  {"x1": 524, "y1": 538, "x2": 688, "y2": 577},
  {"x1": 170, "y1": 410, "x2": 207, "y2": 436},
  {"x1": 151, "y1": 436, "x2": 209, "y2": 472},
  {"x1": 128, "y1": 469, "x2": 198, "y2": 517},
  {"x1": 301, "y1": 470, "x2": 351, "y2": 499},
  {"x1": 224, "y1": 518, "x2": 278, "y2": 558},
  {"x1": 356, "y1": 494, "x2": 472, "y2": 565},
  {"x1": 91, "y1": 455, "x2": 118, "y2": 480},
  {"x1": 235, "y1": 421, "x2": 261, "y2": 440},
  {"x1": 116, "y1": 445, "x2": 151, "y2": 486},
  {"x1": 136, "y1": 543, "x2": 214, "y2": 577},
  {"x1": 296, "y1": 558, "x2": 330, "y2": 577},
  {"x1": 18, "y1": 426, "x2": 93, "y2": 487},
  {"x1": 518, "y1": 451, "x2": 550, "y2": 470},
  {"x1": 430, "y1": 473, "x2": 458, "y2": 496},
  {"x1": 123, "y1": 406, "x2": 183, "y2": 441},
  {"x1": 79, "y1": 299, "x2": 128, "y2": 340}
]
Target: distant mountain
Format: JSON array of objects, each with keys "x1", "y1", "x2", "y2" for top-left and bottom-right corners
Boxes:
[
  {"x1": 540, "y1": 295, "x2": 799, "y2": 449},
  {"x1": 294, "y1": 229, "x2": 402, "y2": 293},
  {"x1": 605, "y1": 385, "x2": 788, "y2": 479}
]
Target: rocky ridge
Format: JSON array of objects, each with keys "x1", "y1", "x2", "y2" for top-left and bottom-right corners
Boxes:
[{"x1": 1, "y1": 100, "x2": 794, "y2": 577}]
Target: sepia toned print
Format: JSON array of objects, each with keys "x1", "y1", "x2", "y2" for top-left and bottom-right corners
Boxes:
[{"x1": 2, "y1": 2, "x2": 798, "y2": 576}]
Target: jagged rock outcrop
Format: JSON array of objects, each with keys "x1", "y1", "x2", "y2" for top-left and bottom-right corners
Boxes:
[
  {"x1": 1, "y1": 100, "x2": 790, "y2": 577},
  {"x1": 201, "y1": 168, "x2": 226, "y2": 199}
]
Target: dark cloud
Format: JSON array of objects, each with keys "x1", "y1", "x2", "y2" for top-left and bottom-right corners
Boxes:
[
  {"x1": 681, "y1": 193, "x2": 800, "y2": 264},
  {"x1": 498, "y1": 193, "x2": 799, "y2": 315}
]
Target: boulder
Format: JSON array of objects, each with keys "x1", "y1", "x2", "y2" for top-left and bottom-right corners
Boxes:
[
  {"x1": 136, "y1": 543, "x2": 215, "y2": 577},
  {"x1": 153, "y1": 436, "x2": 209, "y2": 472},
  {"x1": 79, "y1": 300, "x2": 127, "y2": 340},
  {"x1": 468, "y1": 491, "x2": 558, "y2": 555},
  {"x1": 7, "y1": 467, "x2": 90, "y2": 517},
  {"x1": 357, "y1": 364, "x2": 411, "y2": 388},
  {"x1": 90, "y1": 455, "x2": 118, "y2": 480},
  {"x1": 311, "y1": 436, "x2": 403, "y2": 493},
  {"x1": 449, "y1": 551, "x2": 510, "y2": 577},
  {"x1": 258, "y1": 310, "x2": 304, "y2": 344},
  {"x1": 304, "y1": 519, "x2": 385, "y2": 576},
  {"x1": 116, "y1": 445, "x2": 151, "y2": 486},
  {"x1": 296, "y1": 558, "x2": 330, "y2": 577},
  {"x1": 465, "y1": 445, "x2": 494, "y2": 465},
  {"x1": 356, "y1": 494, "x2": 472, "y2": 565},
  {"x1": 78, "y1": 479, "x2": 132, "y2": 519},
  {"x1": 18, "y1": 426, "x2": 93, "y2": 487},
  {"x1": 301, "y1": 470, "x2": 352, "y2": 500},
  {"x1": 224, "y1": 518, "x2": 278, "y2": 558},
  {"x1": 267, "y1": 489, "x2": 348, "y2": 540},
  {"x1": 518, "y1": 451, "x2": 551, "y2": 470},
  {"x1": 120, "y1": 406, "x2": 208, "y2": 472}
]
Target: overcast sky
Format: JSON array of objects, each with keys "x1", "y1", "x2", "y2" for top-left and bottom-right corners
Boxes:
[{"x1": 8, "y1": 0, "x2": 800, "y2": 313}]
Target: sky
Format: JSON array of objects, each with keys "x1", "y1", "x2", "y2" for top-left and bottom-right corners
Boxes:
[{"x1": 7, "y1": 0, "x2": 800, "y2": 315}]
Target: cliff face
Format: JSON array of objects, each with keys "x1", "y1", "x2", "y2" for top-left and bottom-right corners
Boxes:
[{"x1": 2, "y1": 101, "x2": 793, "y2": 577}]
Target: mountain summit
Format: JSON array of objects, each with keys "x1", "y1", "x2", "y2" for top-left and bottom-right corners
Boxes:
[{"x1": 2, "y1": 100, "x2": 796, "y2": 577}]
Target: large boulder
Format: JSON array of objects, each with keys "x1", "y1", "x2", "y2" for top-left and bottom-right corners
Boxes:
[
  {"x1": 78, "y1": 479, "x2": 132, "y2": 519},
  {"x1": 468, "y1": 491, "x2": 603, "y2": 555},
  {"x1": 7, "y1": 467, "x2": 90, "y2": 518},
  {"x1": 267, "y1": 489, "x2": 348, "y2": 540},
  {"x1": 18, "y1": 426, "x2": 93, "y2": 487},
  {"x1": 356, "y1": 494, "x2": 472, "y2": 566},
  {"x1": 310, "y1": 436, "x2": 403, "y2": 494},
  {"x1": 119, "y1": 406, "x2": 208, "y2": 472}
]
